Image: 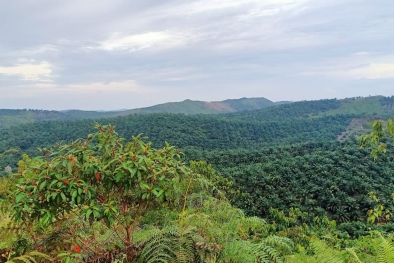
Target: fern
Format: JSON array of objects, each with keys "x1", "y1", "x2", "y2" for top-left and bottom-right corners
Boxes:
[
  {"x1": 220, "y1": 240, "x2": 258, "y2": 262},
  {"x1": 219, "y1": 236, "x2": 292, "y2": 263},
  {"x1": 133, "y1": 224, "x2": 204, "y2": 263},
  {"x1": 375, "y1": 232, "x2": 394, "y2": 263},
  {"x1": 286, "y1": 239, "x2": 344, "y2": 263},
  {"x1": 4, "y1": 251, "x2": 50, "y2": 263},
  {"x1": 345, "y1": 248, "x2": 363, "y2": 263},
  {"x1": 0, "y1": 220, "x2": 23, "y2": 247}
]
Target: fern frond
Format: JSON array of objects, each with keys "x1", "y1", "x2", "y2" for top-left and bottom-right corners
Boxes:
[
  {"x1": 133, "y1": 224, "x2": 204, "y2": 263},
  {"x1": 311, "y1": 239, "x2": 344, "y2": 263},
  {"x1": 345, "y1": 248, "x2": 363, "y2": 263},
  {"x1": 0, "y1": 220, "x2": 24, "y2": 244},
  {"x1": 220, "y1": 240, "x2": 257, "y2": 263},
  {"x1": 375, "y1": 232, "x2": 394, "y2": 263},
  {"x1": 6, "y1": 251, "x2": 51, "y2": 263}
]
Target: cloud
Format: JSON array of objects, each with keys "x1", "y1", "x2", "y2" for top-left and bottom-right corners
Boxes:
[
  {"x1": 346, "y1": 63, "x2": 394, "y2": 79},
  {"x1": 0, "y1": 0, "x2": 393, "y2": 109},
  {"x1": 0, "y1": 62, "x2": 52, "y2": 81},
  {"x1": 67, "y1": 80, "x2": 139, "y2": 91},
  {"x1": 100, "y1": 31, "x2": 191, "y2": 51},
  {"x1": 302, "y1": 52, "x2": 394, "y2": 80},
  {"x1": 1, "y1": 80, "x2": 145, "y2": 110},
  {"x1": 33, "y1": 80, "x2": 139, "y2": 92}
]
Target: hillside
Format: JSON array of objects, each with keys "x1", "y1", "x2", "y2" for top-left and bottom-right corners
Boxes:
[
  {"x1": 184, "y1": 140, "x2": 394, "y2": 222},
  {"x1": 2, "y1": 96, "x2": 391, "y2": 130},
  {"x1": 1, "y1": 96, "x2": 393, "y2": 170},
  {"x1": 2, "y1": 95, "x2": 394, "y2": 262},
  {"x1": 0, "y1": 97, "x2": 281, "y2": 129},
  {"x1": 1, "y1": 95, "x2": 394, "y2": 221},
  {"x1": 119, "y1": 97, "x2": 280, "y2": 115}
]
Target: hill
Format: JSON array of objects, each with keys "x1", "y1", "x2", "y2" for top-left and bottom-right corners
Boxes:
[
  {"x1": 2, "y1": 96, "x2": 394, "y2": 263},
  {"x1": 119, "y1": 97, "x2": 280, "y2": 115},
  {"x1": 1, "y1": 95, "x2": 394, "y2": 224},
  {"x1": 1, "y1": 96, "x2": 393, "y2": 170},
  {"x1": 0, "y1": 97, "x2": 282, "y2": 129}
]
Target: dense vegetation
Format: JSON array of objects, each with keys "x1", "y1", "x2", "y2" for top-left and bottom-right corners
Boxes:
[
  {"x1": 0, "y1": 97, "x2": 279, "y2": 129},
  {"x1": 0, "y1": 113, "x2": 353, "y2": 169},
  {"x1": 0, "y1": 126, "x2": 296, "y2": 262},
  {"x1": 1, "y1": 96, "x2": 394, "y2": 262},
  {"x1": 184, "y1": 140, "x2": 394, "y2": 223}
]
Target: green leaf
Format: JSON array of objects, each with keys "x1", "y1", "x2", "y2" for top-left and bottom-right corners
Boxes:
[
  {"x1": 61, "y1": 192, "x2": 67, "y2": 202},
  {"x1": 137, "y1": 170, "x2": 141, "y2": 181},
  {"x1": 152, "y1": 188, "x2": 164, "y2": 197},
  {"x1": 140, "y1": 183, "x2": 150, "y2": 190},
  {"x1": 86, "y1": 209, "x2": 93, "y2": 219},
  {"x1": 15, "y1": 192, "x2": 25, "y2": 203},
  {"x1": 115, "y1": 172, "x2": 123, "y2": 183},
  {"x1": 49, "y1": 179, "x2": 59, "y2": 188},
  {"x1": 39, "y1": 180, "x2": 47, "y2": 190},
  {"x1": 67, "y1": 161, "x2": 72, "y2": 175}
]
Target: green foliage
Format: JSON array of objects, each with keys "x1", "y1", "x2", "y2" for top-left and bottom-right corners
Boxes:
[
  {"x1": 0, "y1": 97, "x2": 277, "y2": 130},
  {"x1": 1, "y1": 125, "x2": 295, "y2": 262},
  {"x1": 221, "y1": 97, "x2": 277, "y2": 111},
  {"x1": 185, "y1": 141, "x2": 394, "y2": 222},
  {"x1": 2, "y1": 97, "x2": 394, "y2": 262},
  {"x1": 0, "y1": 113, "x2": 354, "y2": 172},
  {"x1": 359, "y1": 118, "x2": 394, "y2": 159},
  {"x1": 2, "y1": 251, "x2": 51, "y2": 263},
  {"x1": 316, "y1": 96, "x2": 383, "y2": 117},
  {"x1": 11, "y1": 124, "x2": 187, "y2": 239},
  {"x1": 286, "y1": 232, "x2": 394, "y2": 263},
  {"x1": 224, "y1": 98, "x2": 341, "y2": 121},
  {"x1": 286, "y1": 239, "x2": 346, "y2": 263}
]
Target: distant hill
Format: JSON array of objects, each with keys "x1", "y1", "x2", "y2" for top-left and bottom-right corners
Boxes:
[
  {"x1": 0, "y1": 97, "x2": 284, "y2": 129},
  {"x1": 1, "y1": 96, "x2": 393, "y2": 130},
  {"x1": 117, "y1": 97, "x2": 281, "y2": 115}
]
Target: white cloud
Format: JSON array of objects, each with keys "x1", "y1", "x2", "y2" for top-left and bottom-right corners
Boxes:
[
  {"x1": 346, "y1": 63, "x2": 394, "y2": 79},
  {"x1": 100, "y1": 31, "x2": 191, "y2": 51},
  {"x1": 238, "y1": 0, "x2": 309, "y2": 20},
  {"x1": 302, "y1": 52, "x2": 394, "y2": 80},
  {"x1": 34, "y1": 80, "x2": 139, "y2": 92},
  {"x1": 0, "y1": 62, "x2": 52, "y2": 81},
  {"x1": 173, "y1": 0, "x2": 308, "y2": 15},
  {"x1": 67, "y1": 80, "x2": 139, "y2": 91}
]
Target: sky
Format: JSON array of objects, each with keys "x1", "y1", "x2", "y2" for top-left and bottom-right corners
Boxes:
[{"x1": 0, "y1": 0, "x2": 393, "y2": 110}]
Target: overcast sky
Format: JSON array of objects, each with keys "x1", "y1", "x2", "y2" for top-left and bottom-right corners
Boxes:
[{"x1": 0, "y1": 0, "x2": 393, "y2": 110}]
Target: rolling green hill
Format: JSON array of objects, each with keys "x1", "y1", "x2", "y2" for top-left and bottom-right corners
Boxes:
[
  {"x1": 2, "y1": 96, "x2": 392, "y2": 130},
  {"x1": 2, "y1": 96, "x2": 394, "y2": 262},
  {"x1": 119, "y1": 97, "x2": 279, "y2": 115},
  {"x1": 0, "y1": 97, "x2": 282, "y2": 129},
  {"x1": 1, "y1": 95, "x2": 394, "y2": 224}
]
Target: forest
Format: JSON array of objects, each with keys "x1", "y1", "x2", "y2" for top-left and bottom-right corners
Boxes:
[
  {"x1": 0, "y1": 97, "x2": 279, "y2": 130},
  {"x1": 1, "y1": 96, "x2": 394, "y2": 262}
]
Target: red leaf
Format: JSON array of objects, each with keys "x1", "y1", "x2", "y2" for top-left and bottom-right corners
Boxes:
[
  {"x1": 62, "y1": 179, "x2": 70, "y2": 185},
  {"x1": 73, "y1": 244, "x2": 81, "y2": 253},
  {"x1": 95, "y1": 173, "x2": 100, "y2": 181}
]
